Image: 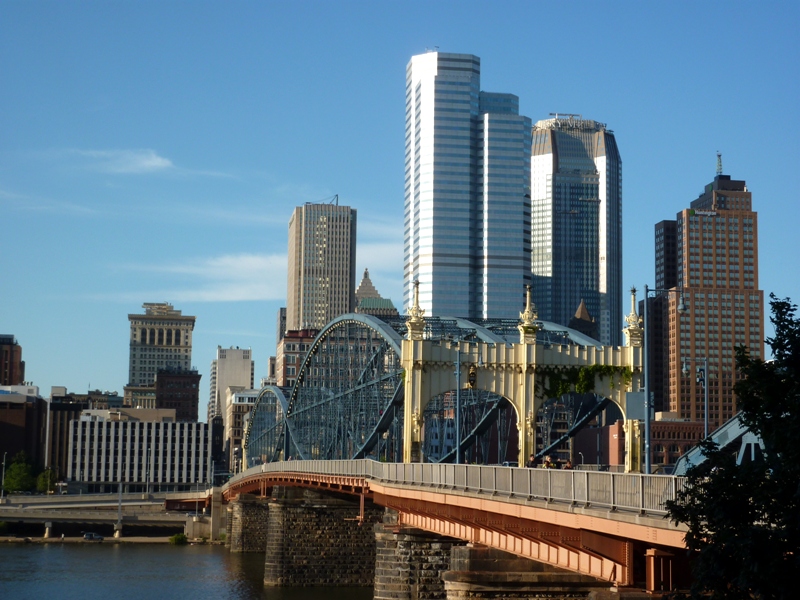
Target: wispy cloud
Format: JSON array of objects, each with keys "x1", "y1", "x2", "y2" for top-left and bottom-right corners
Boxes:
[
  {"x1": 0, "y1": 187, "x2": 98, "y2": 215},
  {"x1": 93, "y1": 253, "x2": 287, "y2": 302},
  {"x1": 70, "y1": 148, "x2": 173, "y2": 173}
]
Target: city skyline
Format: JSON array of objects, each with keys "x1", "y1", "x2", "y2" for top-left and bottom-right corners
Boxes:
[{"x1": 2, "y1": 3, "x2": 798, "y2": 420}]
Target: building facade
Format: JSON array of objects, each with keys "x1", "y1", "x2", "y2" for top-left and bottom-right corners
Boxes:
[
  {"x1": 657, "y1": 171, "x2": 764, "y2": 432},
  {"x1": 207, "y1": 346, "x2": 253, "y2": 422},
  {"x1": 67, "y1": 416, "x2": 213, "y2": 493},
  {"x1": 128, "y1": 303, "x2": 195, "y2": 387},
  {"x1": 354, "y1": 268, "x2": 399, "y2": 319},
  {"x1": 0, "y1": 335, "x2": 25, "y2": 386},
  {"x1": 224, "y1": 387, "x2": 259, "y2": 472},
  {"x1": 530, "y1": 115, "x2": 623, "y2": 346},
  {"x1": 0, "y1": 385, "x2": 46, "y2": 468},
  {"x1": 155, "y1": 367, "x2": 202, "y2": 422},
  {"x1": 404, "y1": 52, "x2": 532, "y2": 320},
  {"x1": 275, "y1": 329, "x2": 317, "y2": 388},
  {"x1": 286, "y1": 202, "x2": 357, "y2": 331}
]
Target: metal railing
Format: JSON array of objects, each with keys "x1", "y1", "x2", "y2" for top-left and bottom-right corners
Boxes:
[{"x1": 231, "y1": 460, "x2": 687, "y2": 518}]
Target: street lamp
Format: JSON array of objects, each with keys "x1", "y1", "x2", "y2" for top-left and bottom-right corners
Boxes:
[
  {"x1": 643, "y1": 284, "x2": 688, "y2": 474},
  {"x1": 683, "y1": 357, "x2": 710, "y2": 439},
  {"x1": 578, "y1": 451, "x2": 585, "y2": 465},
  {"x1": 450, "y1": 338, "x2": 463, "y2": 465},
  {"x1": 1, "y1": 452, "x2": 6, "y2": 500}
]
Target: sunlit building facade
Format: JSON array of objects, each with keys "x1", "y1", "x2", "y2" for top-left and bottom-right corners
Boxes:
[
  {"x1": 404, "y1": 51, "x2": 532, "y2": 319},
  {"x1": 286, "y1": 202, "x2": 357, "y2": 331}
]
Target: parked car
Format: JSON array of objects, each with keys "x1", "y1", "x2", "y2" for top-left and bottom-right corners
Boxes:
[{"x1": 83, "y1": 532, "x2": 104, "y2": 541}]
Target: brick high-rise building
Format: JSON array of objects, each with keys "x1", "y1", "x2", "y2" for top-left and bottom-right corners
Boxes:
[
  {"x1": 654, "y1": 169, "x2": 764, "y2": 435},
  {"x1": 0, "y1": 335, "x2": 25, "y2": 385}
]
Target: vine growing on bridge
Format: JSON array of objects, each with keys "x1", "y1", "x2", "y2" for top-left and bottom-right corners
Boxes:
[{"x1": 534, "y1": 364, "x2": 633, "y2": 399}]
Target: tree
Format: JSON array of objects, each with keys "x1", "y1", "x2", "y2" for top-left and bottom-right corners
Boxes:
[
  {"x1": 666, "y1": 294, "x2": 800, "y2": 599},
  {"x1": 36, "y1": 468, "x2": 56, "y2": 494},
  {"x1": 3, "y1": 452, "x2": 36, "y2": 493}
]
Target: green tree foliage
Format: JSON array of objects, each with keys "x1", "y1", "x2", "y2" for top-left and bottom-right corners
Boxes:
[
  {"x1": 666, "y1": 294, "x2": 800, "y2": 599},
  {"x1": 3, "y1": 452, "x2": 36, "y2": 493},
  {"x1": 36, "y1": 468, "x2": 56, "y2": 494}
]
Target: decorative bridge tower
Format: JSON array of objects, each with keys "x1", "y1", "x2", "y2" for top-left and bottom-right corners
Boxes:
[{"x1": 402, "y1": 286, "x2": 645, "y2": 470}]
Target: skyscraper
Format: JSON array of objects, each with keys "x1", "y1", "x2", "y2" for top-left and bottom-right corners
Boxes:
[
  {"x1": 286, "y1": 201, "x2": 357, "y2": 331},
  {"x1": 404, "y1": 52, "x2": 532, "y2": 320},
  {"x1": 656, "y1": 169, "x2": 764, "y2": 436},
  {"x1": 0, "y1": 334, "x2": 24, "y2": 385},
  {"x1": 128, "y1": 303, "x2": 195, "y2": 387},
  {"x1": 530, "y1": 115, "x2": 623, "y2": 345}
]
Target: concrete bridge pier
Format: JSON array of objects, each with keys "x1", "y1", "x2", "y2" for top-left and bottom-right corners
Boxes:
[
  {"x1": 44, "y1": 522, "x2": 52, "y2": 539},
  {"x1": 263, "y1": 487, "x2": 382, "y2": 586},
  {"x1": 228, "y1": 493, "x2": 270, "y2": 553},
  {"x1": 114, "y1": 523, "x2": 122, "y2": 538}
]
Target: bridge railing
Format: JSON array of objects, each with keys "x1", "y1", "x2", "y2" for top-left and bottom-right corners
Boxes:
[{"x1": 237, "y1": 460, "x2": 686, "y2": 517}]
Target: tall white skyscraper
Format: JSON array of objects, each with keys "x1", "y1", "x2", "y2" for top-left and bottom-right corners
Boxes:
[
  {"x1": 404, "y1": 52, "x2": 532, "y2": 319},
  {"x1": 530, "y1": 115, "x2": 622, "y2": 345}
]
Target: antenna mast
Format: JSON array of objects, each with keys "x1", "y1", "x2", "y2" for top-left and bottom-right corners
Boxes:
[{"x1": 716, "y1": 151, "x2": 723, "y2": 176}]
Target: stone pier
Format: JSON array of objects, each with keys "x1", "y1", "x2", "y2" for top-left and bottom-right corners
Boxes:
[
  {"x1": 374, "y1": 513, "x2": 465, "y2": 600},
  {"x1": 443, "y1": 546, "x2": 615, "y2": 600},
  {"x1": 229, "y1": 493, "x2": 270, "y2": 553},
  {"x1": 263, "y1": 486, "x2": 382, "y2": 586}
]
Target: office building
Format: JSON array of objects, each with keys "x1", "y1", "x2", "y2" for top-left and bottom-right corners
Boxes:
[
  {"x1": 67, "y1": 415, "x2": 213, "y2": 493},
  {"x1": 355, "y1": 268, "x2": 399, "y2": 319},
  {"x1": 655, "y1": 169, "x2": 764, "y2": 435},
  {"x1": 0, "y1": 385, "x2": 45, "y2": 468},
  {"x1": 286, "y1": 201, "x2": 357, "y2": 331},
  {"x1": 275, "y1": 329, "x2": 317, "y2": 388},
  {"x1": 224, "y1": 387, "x2": 259, "y2": 472},
  {"x1": 404, "y1": 52, "x2": 532, "y2": 320},
  {"x1": 0, "y1": 335, "x2": 25, "y2": 385},
  {"x1": 530, "y1": 115, "x2": 623, "y2": 345},
  {"x1": 207, "y1": 347, "x2": 254, "y2": 422},
  {"x1": 128, "y1": 303, "x2": 195, "y2": 387},
  {"x1": 155, "y1": 367, "x2": 202, "y2": 422}
]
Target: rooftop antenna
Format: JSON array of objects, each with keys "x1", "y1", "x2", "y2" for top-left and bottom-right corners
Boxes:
[{"x1": 716, "y1": 151, "x2": 723, "y2": 176}]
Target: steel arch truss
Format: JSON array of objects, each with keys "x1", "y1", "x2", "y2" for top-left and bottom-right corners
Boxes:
[
  {"x1": 243, "y1": 385, "x2": 291, "y2": 467},
  {"x1": 422, "y1": 388, "x2": 519, "y2": 465},
  {"x1": 286, "y1": 314, "x2": 406, "y2": 461}
]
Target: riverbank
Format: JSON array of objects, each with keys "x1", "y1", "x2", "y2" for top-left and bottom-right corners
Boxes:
[{"x1": 0, "y1": 535, "x2": 222, "y2": 544}]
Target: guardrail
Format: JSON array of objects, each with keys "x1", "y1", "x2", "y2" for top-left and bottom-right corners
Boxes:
[{"x1": 230, "y1": 460, "x2": 687, "y2": 517}]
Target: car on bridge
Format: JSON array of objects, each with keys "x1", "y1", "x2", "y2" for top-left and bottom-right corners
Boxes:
[{"x1": 83, "y1": 532, "x2": 104, "y2": 541}]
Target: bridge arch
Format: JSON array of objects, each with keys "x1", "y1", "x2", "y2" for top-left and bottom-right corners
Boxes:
[
  {"x1": 285, "y1": 313, "x2": 407, "y2": 461},
  {"x1": 243, "y1": 385, "x2": 290, "y2": 467}
]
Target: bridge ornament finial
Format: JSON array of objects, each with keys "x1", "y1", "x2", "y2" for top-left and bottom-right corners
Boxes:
[
  {"x1": 518, "y1": 285, "x2": 539, "y2": 345},
  {"x1": 406, "y1": 279, "x2": 426, "y2": 340},
  {"x1": 623, "y1": 286, "x2": 643, "y2": 348}
]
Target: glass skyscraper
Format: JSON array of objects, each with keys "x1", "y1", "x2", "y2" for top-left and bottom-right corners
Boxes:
[
  {"x1": 404, "y1": 52, "x2": 532, "y2": 319},
  {"x1": 530, "y1": 116, "x2": 622, "y2": 345}
]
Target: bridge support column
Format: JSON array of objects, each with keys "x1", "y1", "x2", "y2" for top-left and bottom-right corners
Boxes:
[
  {"x1": 229, "y1": 493, "x2": 270, "y2": 553},
  {"x1": 263, "y1": 487, "x2": 381, "y2": 586},
  {"x1": 114, "y1": 523, "x2": 122, "y2": 538},
  {"x1": 44, "y1": 522, "x2": 52, "y2": 539},
  {"x1": 443, "y1": 545, "x2": 614, "y2": 599},
  {"x1": 374, "y1": 513, "x2": 464, "y2": 600},
  {"x1": 208, "y1": 486, "x2": 226, "y2": 541}
]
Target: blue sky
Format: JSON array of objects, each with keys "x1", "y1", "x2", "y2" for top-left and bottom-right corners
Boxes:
[{"x1": 2, "y1": 1, "x2": 798, "y2": 417}]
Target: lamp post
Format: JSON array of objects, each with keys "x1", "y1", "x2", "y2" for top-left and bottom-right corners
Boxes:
[
  {"x1": 578, "y1": 451, "x2": 584, "y2": 465},
  {"x1": 1, "y1": 452, "x2": 6, "y2": 500},
  {"x1": 643, "y1": 284, "x2": 688, "y2": 474},
  {"x1": 453, "y1": 341, "x2": 462, "y2": 465},
  {"x1": 683, "y1": 356, "x2": 710, "y2": 439}
]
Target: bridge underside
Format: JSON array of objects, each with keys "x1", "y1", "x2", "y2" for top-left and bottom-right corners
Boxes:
[{"x1": 223, "y1": 470, "x2": 684, "y2": 588}]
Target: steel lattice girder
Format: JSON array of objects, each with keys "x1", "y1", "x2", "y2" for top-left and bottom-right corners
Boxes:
[{"x1": 287, "y1": 315, "x2": 405, "y2": 460}]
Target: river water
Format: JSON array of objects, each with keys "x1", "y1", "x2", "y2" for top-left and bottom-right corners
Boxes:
[{"x1": 0, "y1": 543, "x2": 375, "y2": 600}]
